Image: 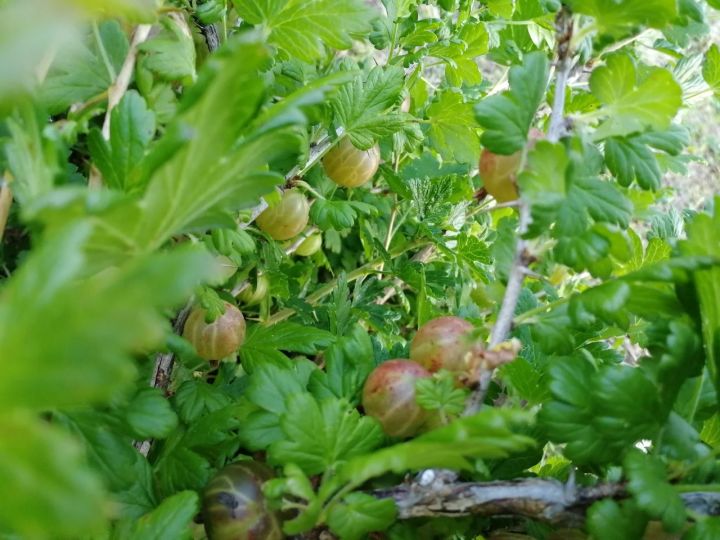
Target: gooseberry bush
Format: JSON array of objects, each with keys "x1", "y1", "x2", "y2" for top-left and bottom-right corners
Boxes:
[{"x1": 3, "y1": 0, "x2": 720, "y2": 538}]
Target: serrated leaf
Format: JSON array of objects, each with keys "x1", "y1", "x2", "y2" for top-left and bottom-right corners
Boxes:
[
  {"x1": 309, "y1": 325, "x2": 375, "y2": 404},
  {"x1": 126, "y1": 388, "x2": 178, "y2": 439},
  {"x1": 605, "y1": 136, "x2": 661, "y2": 190},
  {"x1": 233, "y1": 0, "x2": 376, "y2": 62},
  {"x1": 174, "y1": 380, "x2": 232, "y2": 424},
  {"x1": 475, "y1": 51, "x2": 549, "y2": 154},
  {"x1": 517, "y1": 141, "x2": 568, "y2": 206},
  {"x1": 268, "y1": 393, "x2": 384, "y2": 475},
  {"x1": 139, "y1": 16, "x2": 196, "y2": 81},
  {"x1": 129, "y1": 491, "x2": 198, "y2": 540},
  {"x1": 240, "y1": 323, "x2": 334, "y2": 371},
  {"x1": 327, "y1": 493, "x2": 397, "y2": 540},
  {"x1": 589, "y1": 54, "x2": 682, "y2": 139},
  {"x1": 427, "y1": 90, "x2": 481, "y2": 164},
  {"x1": 39, "y1": 21, "x2": 128, "y2": 114},
  {"x1": 245, "y1": 362, "x2": 315, "y2": 416},
  {"x1": 332, "y1": 66, "x2": 408, "y2": 149}
]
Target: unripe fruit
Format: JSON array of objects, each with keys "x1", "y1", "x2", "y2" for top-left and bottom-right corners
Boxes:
[
  {"x1": 256, "y1": 189, "x2": 310, "y2": 241},
  {"x1": 362, "y1": 359, "x2": 430, "y2": 438},
  {"x1": 322, "y1": 137, "x2": 380, "y2": 188},
  {"x1": 239, "y1": 274, "x2": 269, "y2": 306},
  {"x1": 410, "y1": 316, "x2": 476, "y2": 374},
  {"x1": 202, "y1": 461, "x2": 282, "y2": 540},
  {"x1": 183, "y1": 302, "x2": 246, "y2": 361},
  {"x1": 295, "y1": 233, "x2": 322, "y2": 257},
  {"x1": 478, "y1": 128, "x2": 543, "y2": 203}
]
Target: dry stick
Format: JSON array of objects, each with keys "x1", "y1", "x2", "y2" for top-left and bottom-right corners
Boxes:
[
  {"x1": 0, "y1": 177, "x2": 13, "y2": 243},
  {"x1": 101, "y1": 23, "x2": 152, "y2": 140},
  {"x1": 464, "y1": 7, "x2": 574, "y2": 416},
  {"x1": 377, "y1": 479, "x2": 720, "y2": 524}
]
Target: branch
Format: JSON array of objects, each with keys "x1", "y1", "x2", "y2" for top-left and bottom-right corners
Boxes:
[
  {"x1": 377, "y1": 478, "x2": 720, "y2": 525},
  {"x1": 464, "y1": 7, "x2": 574, "y2": 415}
]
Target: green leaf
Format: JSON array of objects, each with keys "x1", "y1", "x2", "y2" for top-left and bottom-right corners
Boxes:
[
  {"x1": 587, "y1": 499, "x2": 648, "y2": 540},
  {"x1": 3, "y1": 103, "x2": 58, "y2": 206},
  {"x1": 703, "y1": 44, "x2": 720, "y2": 96},
  {"x1": 139, "y1": 16, "x2": 196, "y2": 81},
  {"x1": 233, "y1": 0, "x2": 376, "y2": 62},
  {"x1": 332, "y1": 66, "x2": 408, "y2": 149},
  {"x1": 240, "y1": 322, "x2": 334, "y2": 371},
  {"x1": 565, "y1": 0, "x2": 678, "y2": 35},
  {"x1": 684, "y1": 518, "x2": 720, "y2": 540},
  {"x1": 605, "y1": 136, "x2": 662, "y2": 190},
  {"x1": 475, "y1": 51, "x2": 550, "y2": 154},
  {"x1": 156, "y1": 446, "x2": 210, "y2": 493},
  {"x1": 39, "y1": 21, "x2": 128, "y2": 114},
  {"x1": 427, "y1": 90, "x2": 481, "y2": 164},
  {"x1": 174, "y1": 380, "x2": 232, "y2": 424},
  {"x1": 679, "y1": 201, "x2": 720, "y2": 399},
  {"x1": 337, "y1": 409, "x2": 534, "y2": 489},
  {"x1": 327, "y1": 493, "x2": 397, "y2": 540},
  {"x1": 128, "y1": 491, "x2": 198, "y2": 540},
  {"x1": 88, "y1": 90, "x2": 156, "y2": 192},
  {"x1": 309, "y1": 324, "x2": 375, "y2": 404},
  {"x1": 0, "y1": 224, "x2": 219, "y2": 410},
  {"x1": 86, "y1": 37, "x2": 305, "y2": 265},
  {"x1": 268, "y1": 393, "x2": 384, "y2": 475},
  {"x1": 517, "y1": 141, "x2": 568, "y2": 206},
  {"x1": 415, "y1": 371, "x2": 468, "y2": 417},
  {"x1": 0, "y1": 412, "x2": 106, "y2": 538},
  {"x1": 126, "y1": 388, "x2": 178, "y2": 439},
  {"x1": 539, "y1": 357, "x2": 662, "y2": 464},
  {"x1": 589, "y1": 54, "x2": 682, "y2": 139},
  {"x1": 432, "y1": 23, "x2": 489, "y2": 87},
  {"x1": 245, "y1": 362, "x2": 316, "y2": 416},
  {"x1": 624, "y1": 449, "x2": 686, "y2": 531},
  {"x1": 311, "y1": 199, "x2": 376, "y2": 231}
]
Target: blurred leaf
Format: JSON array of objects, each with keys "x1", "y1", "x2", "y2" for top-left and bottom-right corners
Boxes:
[
  {"x1": 0, "y1": 411, "x2": 106, "y2": 539},
  {"x1": 624, "y1": 449, "x2": 686, "y2": 531},
  {"x1": 587, "y1": 499, "x2": 648, "y2": 540},
  {"x1": 703, "y1": 44, "x2": 720, "y2": 96},
  {"x1": 0, "y1": 224, "x2": 219, "y2": 410},
  {"x1": 605, "y1": 136, "x2": 661, "y2": 190},
  {"x1": 565, "y1": 0, "x2": 678, "y2": 35},
  {"x1": 336, "y1": 409, "x2": 534, "y2": 489}
]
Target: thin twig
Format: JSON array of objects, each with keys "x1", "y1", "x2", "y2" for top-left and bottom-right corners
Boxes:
[
  {"x1": 101, "y1": 23, "x2": 152, "y2": 139},
  {"x1": 376, "y1": 245, "x2": 436, "y2": 305},
  {"x1": 464, "y1": 7, "x2": 574, "y2": 416}
]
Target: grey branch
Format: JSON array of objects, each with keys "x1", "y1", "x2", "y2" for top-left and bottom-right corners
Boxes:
[
  {"x1": 464, "y1": 7, "x2": 574, "y2": 415},
  {"x1": 376, "y1": 479, "x2": 720, "y2": 525}
]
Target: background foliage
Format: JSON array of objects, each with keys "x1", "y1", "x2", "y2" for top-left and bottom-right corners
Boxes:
[{"x1": 1, "y1": 0, "x2": 720, "y2": 539}]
